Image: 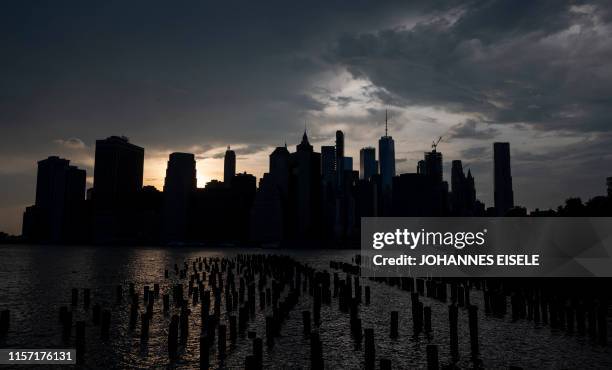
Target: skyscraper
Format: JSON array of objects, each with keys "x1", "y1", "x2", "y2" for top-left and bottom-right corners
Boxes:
[
  {"x1": 466, "y1": 169, "x2": 477, "y2": 213},
  {"x1": 360, "y1": 147, "x2": 377, "y2": 180},
  {"x1": 289, "y1": 131, "x2": 321, "y2": 240},
  {"x1": 250, "y1": 173, "x2": 284, "y2": 243},
  {"x1": 451, "y1": 160, "x2": 467, "y2": 215},
  {"x1": 232, "y1": 172, "x2": 257, "y2": 193},
  {"x1": 93, "y1": 136, "x2": 144, "y2": 202},
  {"x1": 23, "y1": 156, "x2": 86, "y2": 242},
  {"x1": 392, "y1": 173, "x2": 443, "y2": 216},
  {"x1": 320, "y1": 145, "x2": 336, "y2": 240},
  {"x1": 224, "y1": 146, "x2": 236, "y2": 186},
  {"x1": 423, "y1": 150, "x2": 443, "y2": 183},
  {"x1": 335, "y1": 130, "x2": 345, "y2": 193},
  {"x1": 321, "y1": 145, "x2": 336, "y2": 184},
  {"x1": 250, "y1": 144, "x2": 290, "y2": 243},
  {"x1": 378, "y1": 111, "x2": 396, "y2": 190},
  {"x1": 194, "y1": 170, "x2": 256, "y2": 243},
  {"x1": 231, "y1": 172, "x2": 258, "y2": 241},
  {"x1": 270, "y1": 144, "x2": 290, "y2": 196},
  {"x1": 163, "y1": 152, "x2": 196, "y2": 242},
  {"x1": 493, "y1": 142, "x2": 514, "y2": 216},
  {"x1": 343, "y1": 157, "x2": 353, "y2": 171},
  {"x1": 92, "y1": 136, "x2": 144, "y2": 242}
]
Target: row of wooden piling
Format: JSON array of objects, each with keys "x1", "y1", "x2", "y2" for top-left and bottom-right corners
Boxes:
[
  {"x1": 334, "y1": 256, "x2": 611, "y2": 368},
  {"x1": 330, "y1": 259, "x2": 490, "y2": 369},
  {"x1": 0, "y1": 309, "x2": 9, "y2": 338},
  {"x1": 3, "y1": 253, "x2": 607, "y2": 368}
]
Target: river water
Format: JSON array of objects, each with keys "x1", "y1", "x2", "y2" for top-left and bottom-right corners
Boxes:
[{"x1": 0, "y1": 245, "x2": 610, "y2": 369}]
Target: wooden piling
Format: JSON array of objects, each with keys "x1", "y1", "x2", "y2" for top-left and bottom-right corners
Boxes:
[
  {"x1": 390, "y1": 311, "x2": 398, "y2": 338},
  {"x1": 199, "y1": 334, "x2": 209, "y2": 369},
  {"x1": 449, "y1": 304, "x2": 459, "y2": 360},
  {"x1": 380, "y1": 358, "x2": 392, "y2": 370},
  {"x1": 303, "y1": 310, "x2": 311, "y2": 335},
  {"x1": 76, "y1": 321, "x2": 85, "y2": 358},
  {"x1": 424, "y1": 306, "x2": 432, "y2": 333},
  {"x1": 229, "y1": 315, "x2": 237, "y2": 341},
  {"x1": 168, "y1": 315, "x2": 179, "y2": 360},
  {"x1": 265, "y1": 316, "x2": 274, "y2": 347},
  {"x1": 364, "y1": 328, "x2": 375, "y2": 370},
  {"x1": 253, "y1": 337, "x2": 263, "y2": 369},
  {"x1": 101, "y1": 309, "x2": 110, "y2": 340},
  {"x1": 180, "y1": 307, "x2": 189, "y2": 344},
  {"x1": 426, "y1": 344, "x2": 439, "y2": 370},
  {"x1": 218, "y1": 324, "x2": 226, "y2": 361},
  {"x1": 0, "y1": 310, "x2": 9, "y2": 337},
  {"x1": 310, "y1": 332, "x2": 324, "y2": 369},
  {"x1": 411, "y1": 293, "x2": 422, "y2": 335},
  {"x1": 140, "y1": 315, "x2": 149, "y2": 341},
  {"x1": 468, "y1": 305, "x2": 479, "y2": 360}
]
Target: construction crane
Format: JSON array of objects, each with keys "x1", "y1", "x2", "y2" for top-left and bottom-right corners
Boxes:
[{"x1": 431, "y1": 136, "x2": 442, "y2": 152}]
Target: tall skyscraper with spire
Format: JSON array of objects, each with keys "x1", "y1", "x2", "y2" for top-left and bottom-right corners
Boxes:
[
  {"x1": 378, "y1": 110, "x2": 396, "y2": 190},
  {"x1": 290, "y1": 130, "x2": 321, "y2": 240},
  {"x1": 494, "y1": 142, "x2": 514, "y2": 216},
  {"x1": 224, "y1": 146, "x2": 236, "y2": 186}
]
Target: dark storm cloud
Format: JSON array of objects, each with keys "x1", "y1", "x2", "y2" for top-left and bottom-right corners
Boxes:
[
  {"x1": 331, "y1": 0, "x2": 612, "y2": 133},
  {"x1": 0, "y1": 0, "x2": 452, "y2": 149}
]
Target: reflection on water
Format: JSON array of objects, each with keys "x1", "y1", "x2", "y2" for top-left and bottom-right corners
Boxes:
[{"x1": 0, "y1": 245, "x2": 610, "y2": 369}]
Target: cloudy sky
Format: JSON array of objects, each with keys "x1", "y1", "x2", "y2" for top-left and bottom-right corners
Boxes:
[{"x1": 2, "y1": 0, "x2": 612, "y2": 234}]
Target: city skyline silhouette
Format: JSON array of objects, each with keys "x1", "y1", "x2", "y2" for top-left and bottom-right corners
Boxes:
[
  {"x1": 9, "y1": 123, "x2": 612, "y2": 245},
  {"x1": 3, "y1": 1, "x2": 612, "y2": 235}
]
